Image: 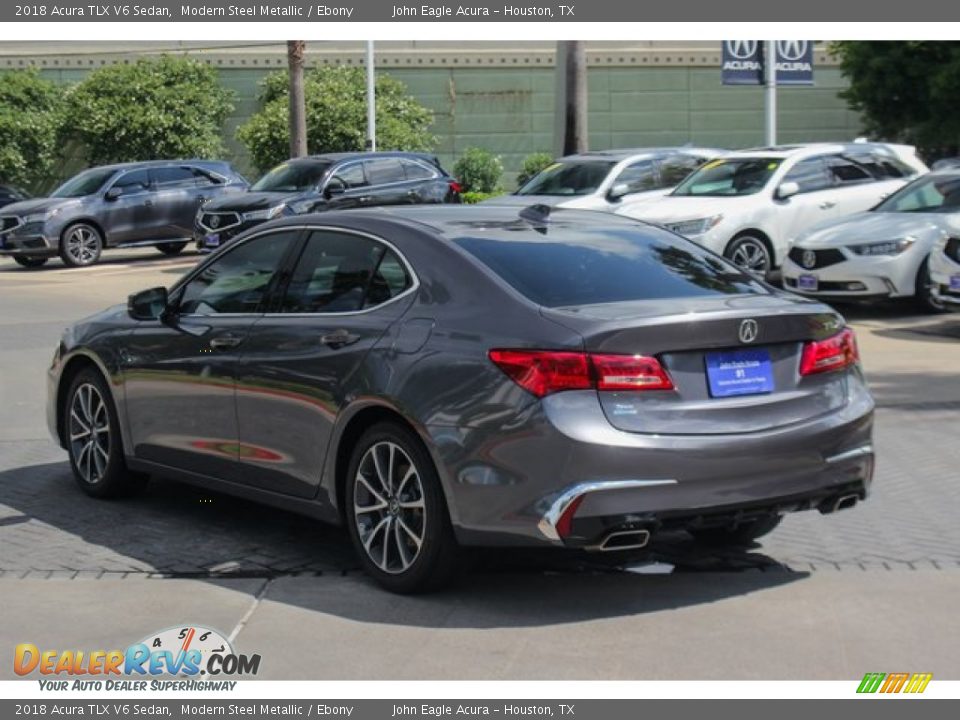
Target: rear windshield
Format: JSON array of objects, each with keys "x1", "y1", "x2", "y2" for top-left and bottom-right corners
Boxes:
[{"x1": 454, "y1": 225, "x2": 766, "y2": 307}]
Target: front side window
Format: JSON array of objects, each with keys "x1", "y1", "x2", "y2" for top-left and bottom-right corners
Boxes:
[
  {"x1": 516, "y1": 160, "x2": 617, "y2": 196},
  {"x1": 178, "y1": 231, "x2": 298, "y2": 315},
  {"x1": 782, "y1": 157, "x2": 832, "y2": 194},
  {"x1": 111, "y1": 169, "x2": 151, "y2": 196},
  {"x1": 613, "y1": 160, "x2": 657, "y2": 194},
  {"x1": 328, "y1": 163, "x2": 367, "y2": 190},
  {"x1": 672, "y1": 158, "x2": 782, "y2": 197},
  {"x1": 280, "y1": 231, "x2": 411, "y2": 313},
  {"x1": 874, "y1": 174, "x2": 960, "y2": 213}
]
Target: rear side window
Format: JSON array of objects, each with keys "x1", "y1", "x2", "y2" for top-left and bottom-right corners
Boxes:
[
  {"x1": 402, "y1": 159, "x2": 438, "y2": 181},
  {"x1": 364, "y1": 158, "x2": 406, "y2": 185},
  {"x1": 280, "y1": 231, "x2": 411, "y2": 313},
  {"x1": 454, "y1": 226, "x2": 765, "y2": 308},
  {"x1": 826, "y1": 156, "x2": 872, "y2": 184},
  {"x1": 152, "y1": 166, "x2": 196, "y2": 187}
]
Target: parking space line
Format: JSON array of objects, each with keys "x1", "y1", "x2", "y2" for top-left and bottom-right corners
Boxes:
[{"x1": 228, "y1": 577, "x2": 272, "y2": 644}]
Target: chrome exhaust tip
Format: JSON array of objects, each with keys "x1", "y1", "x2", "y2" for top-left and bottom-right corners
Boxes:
[
  {"x1": 833, "y1": 494, "x2": 859, "y2": 512},
  {"x1": 586, "y1": 528, "x2": 651, "y2": 552}
]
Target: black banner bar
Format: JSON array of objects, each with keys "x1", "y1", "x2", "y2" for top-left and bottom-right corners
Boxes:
[{"x1": 5, "y1": 0, "x2": 960, "y2": 22}]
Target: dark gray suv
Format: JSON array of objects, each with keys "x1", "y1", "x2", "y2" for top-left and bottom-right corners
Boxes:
[
  {"x1": 47, "y1": 206, "x2": 874, "y2": 592},
  {"x1": 0, "y1": 160, "x2": 248, "y2": 268}
]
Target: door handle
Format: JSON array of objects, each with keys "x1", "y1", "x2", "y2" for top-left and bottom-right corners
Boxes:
[
  {"x1": 320, "y1": 330, "x2": 360, "y2": 348},
  {"x1": 406, "y1": 189, "x2": 419, "y2": 198},
  {"x1": 819, "y1": 201, "x2": 836, "y2": 210},
  {"x1": 209, "y1": 333, "x2": 244, "y2": 350},
  {"x1": 357, "y1": 196, "x2": 371, "y2": 204}
]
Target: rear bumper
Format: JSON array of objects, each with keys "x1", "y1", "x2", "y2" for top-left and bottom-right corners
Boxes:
[{"x1": 428, "y1": 373, "x2": 875, "y2": 549}]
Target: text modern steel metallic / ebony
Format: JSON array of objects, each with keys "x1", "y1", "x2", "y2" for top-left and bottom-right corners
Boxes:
[{"x1": 47, "y1": 205, "x2": 875, "y2": 592}]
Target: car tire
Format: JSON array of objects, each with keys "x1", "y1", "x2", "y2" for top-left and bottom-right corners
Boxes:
[
  {"x1": 157, "y1": 242, "x2": 188, "y2": 256},
  {"x1": 59, "y1": 223, "x2": 103, "y2": 268},
  {"x1": 13, "y1": 256, "x2": 49, "y2": 268},
  {"x1": 345, "y1": 421, "x2": 460, "y2": 594},
  {"x1": 725, "y1": 234, "x2": 773, "y2": 276},
  {"x1": 689, "y1": 515, "x2": 782, "y2": 546},
  {"x1": 915, "y1": 257, "x2": 946, "y2": 314},
  {"x1": 65, "y1": 368, "x2": 146, "y2": 498}
]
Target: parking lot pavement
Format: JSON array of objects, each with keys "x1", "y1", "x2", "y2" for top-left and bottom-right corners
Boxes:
[{"x1": 1, "y1": 255, "x2": 959, "y2": 678}]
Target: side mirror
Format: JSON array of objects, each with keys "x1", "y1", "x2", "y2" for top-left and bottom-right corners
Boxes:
[
  {"x1": 776, "y1": 181, "x2": 800, "y2": 200},
  {"x1": 607, "y1": 183, "x2": 631, "y2": 201},
  {"x1": 324, "y1": 185, "x2": 346, "y2": 200},
  {"x1": 128, "y1": 286, "x2": 169, "y2": 321},
  {"x1": 104, "y1": 187, "x2": 123, "y2": 201}
]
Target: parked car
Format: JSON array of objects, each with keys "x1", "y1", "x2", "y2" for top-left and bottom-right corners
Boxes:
[
  {"x1": 0, "y1": 184, "x2": 30, "y2": 210},
  {"x1": 929, "y1": 230, "x2": 960, "y2": 310},
  {"x1": 49, "y1": 205, "x2": 874, "y2": 593},
  {"x1": 783, "y1": 170, "x2": 960, "y2": 312},
  {"x1": 618, "y1": 142, "x2": 928, "y2": 274},
  {"x1": 482, "y1": 147, "x2": 724, "y2": 211},
  {"x1": 194, "y1": 152, "x2": 461, "y2": 251},
  {"x1": 0, "y1": 161, "x2": 248, "y2": 268}
]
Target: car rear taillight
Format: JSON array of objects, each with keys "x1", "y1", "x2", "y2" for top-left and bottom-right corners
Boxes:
[
  {"x1": 449, "y1": 181, "x2": 463, "y2": 194},
  {"x1": 488, "y1": 349, "x2": 674, "y2": 398},
  {"x1": 799, "y1": 327, "x2": 859, "y2": 376}
]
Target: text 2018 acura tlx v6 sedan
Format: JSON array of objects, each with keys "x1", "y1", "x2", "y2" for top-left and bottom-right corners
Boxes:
[{"x1": 47, "y1": 206, "x2": 875, "y2": 592}]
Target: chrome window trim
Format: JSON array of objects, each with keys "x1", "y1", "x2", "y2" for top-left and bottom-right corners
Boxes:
[{"x1": 174, "y1": 224, "x2": 419, "y2": 319}]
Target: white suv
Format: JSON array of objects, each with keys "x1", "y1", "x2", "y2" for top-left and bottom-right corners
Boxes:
[{"x1": 617, "y1": 143, "x2": 928, "y2": 274}]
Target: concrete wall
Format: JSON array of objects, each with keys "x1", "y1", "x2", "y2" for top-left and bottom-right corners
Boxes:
[{"x1": 11, "y1": 42, "x2": 861, "y2": 187}]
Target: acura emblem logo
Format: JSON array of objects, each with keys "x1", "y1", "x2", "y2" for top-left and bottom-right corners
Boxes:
[
  {"x1": 739, "y1": 319, "x2": 759, "y2": 344},
  {"x1": 209, "y1": 215, "x2": 221, "y2": 229},
  {"x1": 726, "y1": 40, "x2": 759, "y2": 59},
  {"x1": 802, "y1": 249, "x2": 817, "y2": 269},
  {"x1": 777, "y1": 40, "x2": 809, "y2": 62}
]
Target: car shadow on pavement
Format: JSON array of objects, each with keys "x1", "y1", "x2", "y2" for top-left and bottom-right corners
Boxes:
[
  {"x1": 865, "y1": 370, "x2": 960, "y2": 411},
  {"x1": 0, "y1": 460, "x2": 807, "y2": 626}
]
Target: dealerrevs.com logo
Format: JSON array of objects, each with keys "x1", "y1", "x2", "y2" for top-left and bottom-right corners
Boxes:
[{"x1": 14, "y1": 625, "x2": 260, "y2": 691}]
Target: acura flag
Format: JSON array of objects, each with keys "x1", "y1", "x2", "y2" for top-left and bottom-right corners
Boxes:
[{"x1": 721, "y1": 41, "x2": 814, "y2": 85}]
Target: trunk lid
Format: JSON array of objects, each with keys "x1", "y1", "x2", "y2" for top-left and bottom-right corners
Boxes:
[{"x1": 542, "y1": 293, "x2": 850, "y2": 435}]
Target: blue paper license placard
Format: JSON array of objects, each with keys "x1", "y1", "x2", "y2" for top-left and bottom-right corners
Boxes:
[{"x1": 706, "y1": 349, "x2": 775, "y2": 398}]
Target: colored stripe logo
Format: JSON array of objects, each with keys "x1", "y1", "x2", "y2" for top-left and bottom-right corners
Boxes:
[{"x1": 857, "y1": 672, "x2": 932, "y2": 694}]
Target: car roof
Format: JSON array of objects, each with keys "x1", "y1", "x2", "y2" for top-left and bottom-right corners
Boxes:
[
  {"x1": 279, "y1": 204, "x2": 648, "y2": 239},
  {"x1": 559, "y1": 147, "x2": 724, "y2": 162},
  {"x1": 292, "y1": 151, "x2": 442, "y2": 165},
  {"x1": 83, "y1": 159, "x2": 236, "y2": 173},
  {"x1": 724, "y1": 142, "x2": 906, "y2": 160}
]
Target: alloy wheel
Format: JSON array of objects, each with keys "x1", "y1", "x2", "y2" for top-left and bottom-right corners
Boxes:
[
  {"x1": 728, "y1": 238, "x2": 771, "y2": 274},
  {"x1": 64, "y1": 226, "x2": 101, "y2": 266},
  {"x1": 352, "y1": 441, "x2": 426, "y2": 574},
  {"x1": 68, "y1": 382, "x2": 111, "y2": 484}
]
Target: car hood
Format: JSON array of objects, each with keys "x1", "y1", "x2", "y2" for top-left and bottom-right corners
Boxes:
[
  {"x1": 0, "y1": 197, "x2": 81, "y2": 217},
  {"x1": 794, "y1": 211, "x2": 948, "y2": 248},
  {"x1": 618, "y1": 194, "x2": 755, "y2": 222},
  {"x1": 202, "y1": 191, "x2": 305, "y2": 212}
]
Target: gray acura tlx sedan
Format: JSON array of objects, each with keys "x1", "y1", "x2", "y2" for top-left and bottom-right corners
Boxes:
[{"x1": 47, "y1": 205, "x2": 875, "y2": 592}]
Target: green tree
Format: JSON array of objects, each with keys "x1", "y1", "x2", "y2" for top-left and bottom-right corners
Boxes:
[
  {"x1": 516, "y1": 152, "x2": 554, "y2": 188},
  {"x1": 0, "y1": 69, "x2": 65, "y2": 191},
  {"x1": 453, "y1": 147, "x2": 503, "y2": 195},
  {"x1": 832, "y1": 41, "x2": 960, "y2": 157},
  {"x1": 61, "y1": 56, "x2": 234, "y2": 166},
  {"x1": 237, "y1": 66, "x2": 435, "y2": 173}
]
